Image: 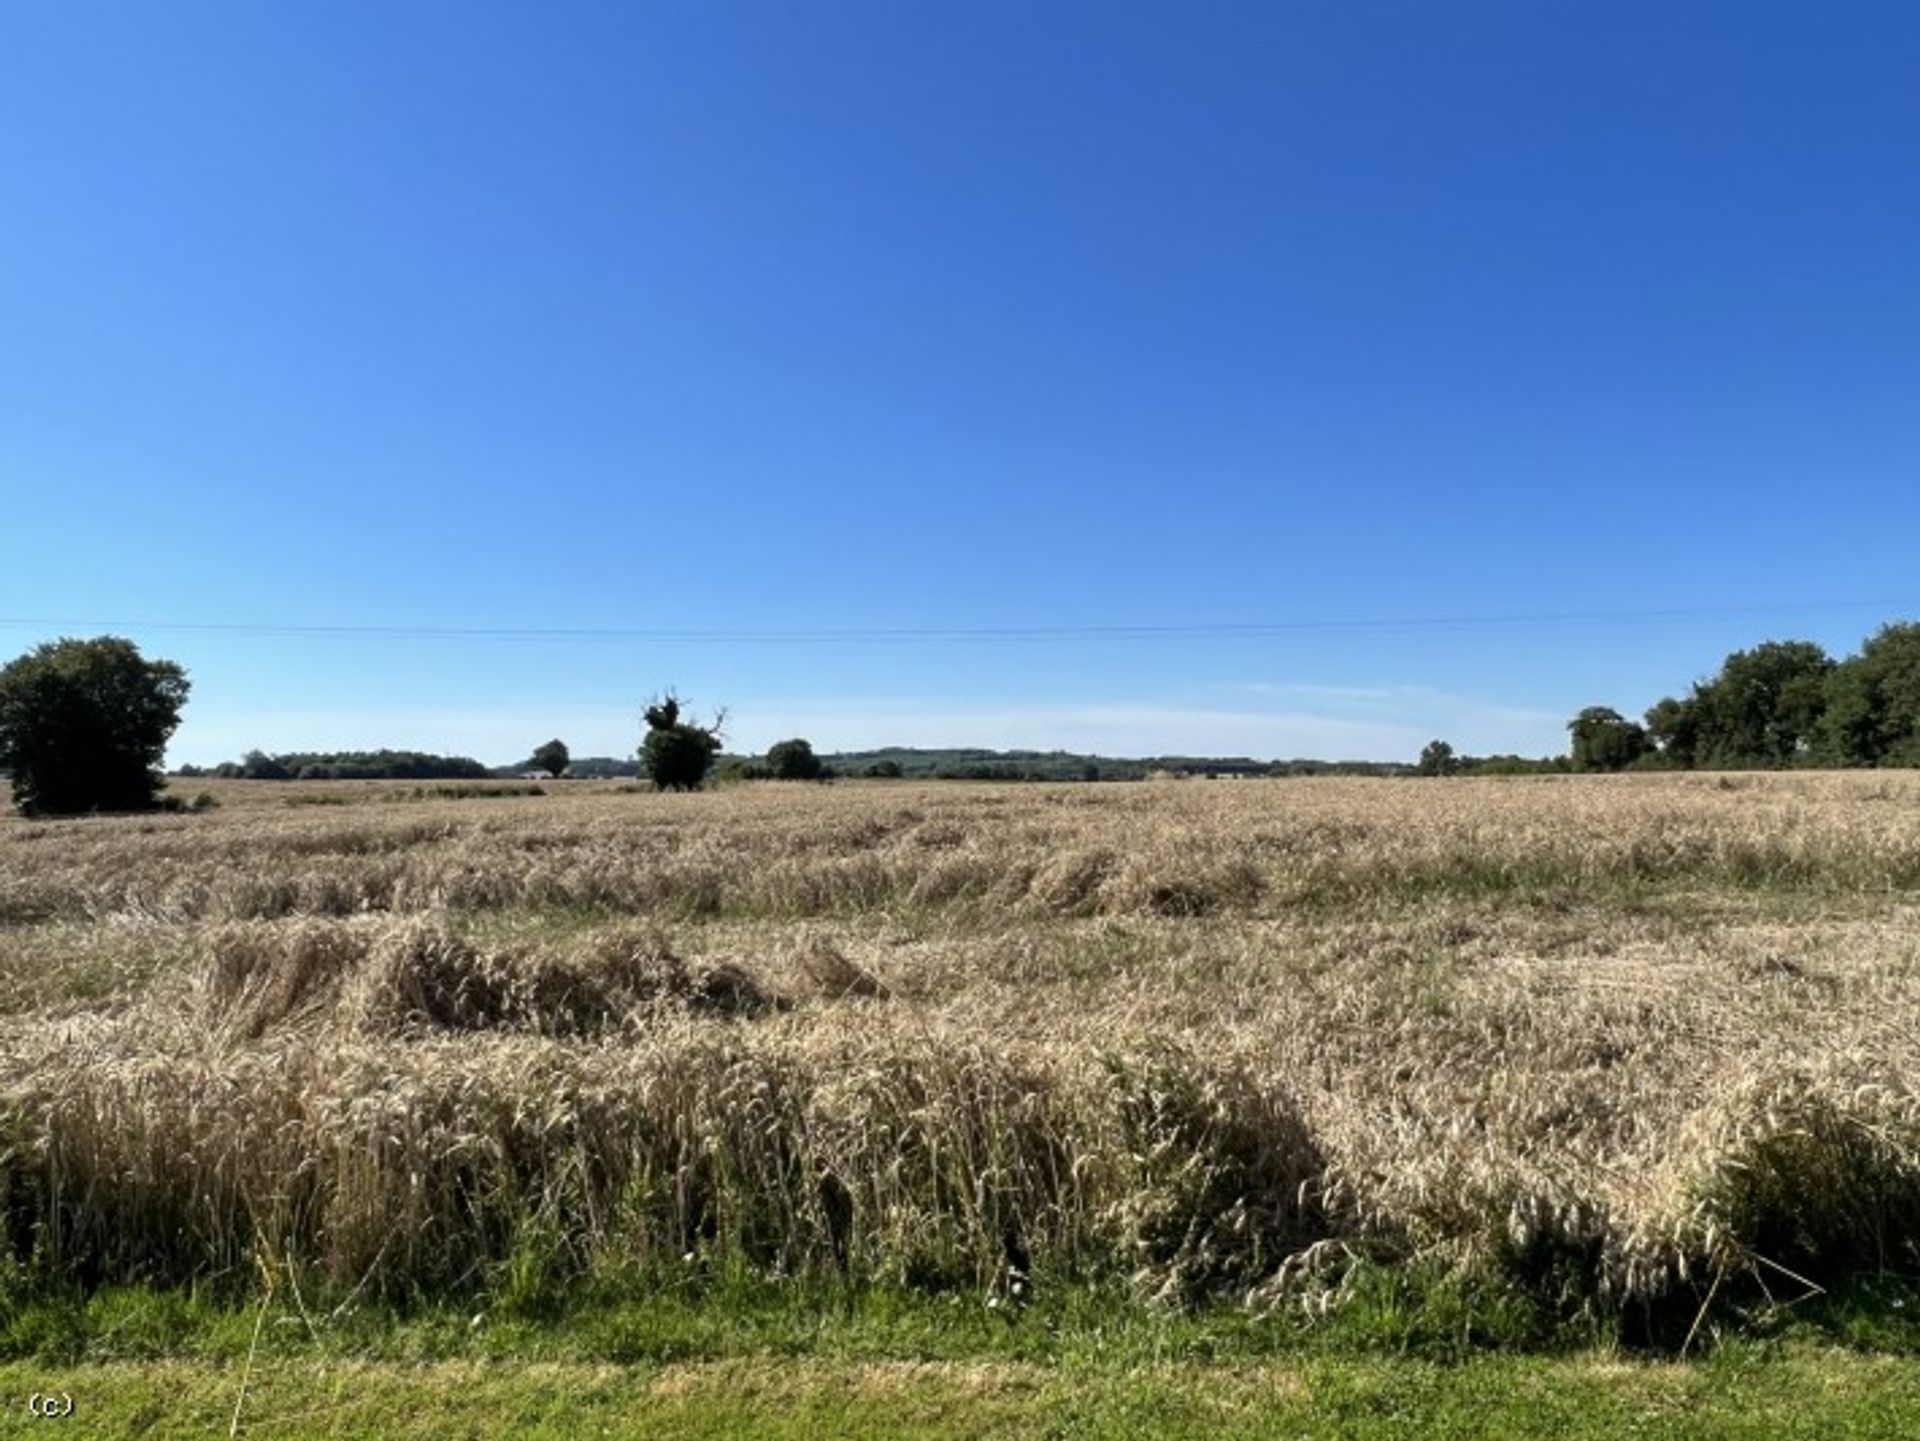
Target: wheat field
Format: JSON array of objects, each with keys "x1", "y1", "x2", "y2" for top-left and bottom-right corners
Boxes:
[{"x1": 3, "y1": 773, "x2": 1917, "y2": 1332}]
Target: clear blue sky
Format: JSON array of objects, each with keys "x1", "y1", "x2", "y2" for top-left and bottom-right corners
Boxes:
[{"x1": 5, "y1": 2, "x2": 1917, "y2": 765}]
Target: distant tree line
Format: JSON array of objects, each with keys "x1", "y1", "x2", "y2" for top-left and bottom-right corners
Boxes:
[
  {"x1": 718, "y1": 737, "x2": 833, "y2": 782},
  {"x1": 793, "y1": 748, "x2": 1384, "y2": 782},
  {"x1": 181, "y1": 749, "x2": 492, "y2": 781},
  {"x1": 502, "y1": 755, "x2": 637, "y2": 779},
  {"x1": 1416, "y1": 740, "x2": 1568, "y2": 777},
  {"x1": 700, "y1": 747, "x2": 1429, "y2": 784}
]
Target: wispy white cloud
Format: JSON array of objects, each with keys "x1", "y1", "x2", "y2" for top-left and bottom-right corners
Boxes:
[
  {"x1": 1213, "y1": 682, "x2": 1565, "y2": 751},
  {"x1": 1229, "y1": 682, "x2": 1430, "y2": 706}
]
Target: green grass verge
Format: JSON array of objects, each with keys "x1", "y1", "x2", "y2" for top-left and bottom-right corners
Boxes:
[
  {"x1": 2, "y1": 1273, "x2": 1920, "y2": 1435},
  {"x1": 6, "y1": 1266, "x2": 1919, "y2": 1366},
  {"x1": 3, "y1": 1348, "x2": 1919, "y2": 1438}
]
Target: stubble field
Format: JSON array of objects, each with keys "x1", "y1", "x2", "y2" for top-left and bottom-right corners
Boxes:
[{"x1": 4, "y1": 770, "x2": 1918, "y2": 1362}]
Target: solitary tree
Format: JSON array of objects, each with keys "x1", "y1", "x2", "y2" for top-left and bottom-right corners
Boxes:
[
  {"x1": 1416, "y1": 739, "x2": 1458, "y2": 777},
  {"x1": 0, "y1": 636, "x2": 191, "y2": 816},
  {"x1": 1567, "y1": 706, "x2": 1647, "y2": 773},
  {"x1": 766, "y1": 737, "x2": 823, "y2": 780},
  {"x1": 529, "y1": 738, "x2": 570, "y2": 778},
  {"x1": 639, "y1": 692, "x2": 724, "y2": 790}
]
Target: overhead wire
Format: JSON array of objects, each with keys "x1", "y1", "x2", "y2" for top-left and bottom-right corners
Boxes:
[{"x1": 0, "y1": 598, "x2": 1912, "y2": 646}]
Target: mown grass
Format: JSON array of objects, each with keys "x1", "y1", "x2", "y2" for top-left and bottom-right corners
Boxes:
[
  {"x1": 2, "y1": 1281, "x2": 1919, "y2": 1437},
  {"x1": 9, "y1": 1350, "x2": 1920, "y2": 1440}
]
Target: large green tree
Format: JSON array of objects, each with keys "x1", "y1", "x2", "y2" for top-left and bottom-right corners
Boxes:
[
  {"x1": 529, "y1": 738, "x2": 570, "y2": 778},
  {"x1": 1690, "y1": 640, "x2": 1832, "y2": 767},
  {"x1": 1642, "y1": 640, "x2": 1833, "y2": 770},
  {"x1": 1567, "y1": 706, "x2": 1646, "y2": 773},
  {"x1": 0, "y1": 636, "x2": 190, "y2": 815},
  {"x1": 1819, "y1": 623, "x2": 1920, "y2": 767},
  {"x1": 766, "y1": 737, "x2": 823, "y2": 780},
  {"x1": 1642, "y1": 694, "x2": 1699, "y2": 766}
]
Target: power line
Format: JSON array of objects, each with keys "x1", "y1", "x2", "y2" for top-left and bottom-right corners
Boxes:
[{"x1": 0, "y1": 600, "x2": 1913, "y2": 647}]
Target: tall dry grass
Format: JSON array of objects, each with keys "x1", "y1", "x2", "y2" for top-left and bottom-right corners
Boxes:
[{"x1": 2, "y1": 774, "x2": 1918, "y2": 1327}]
